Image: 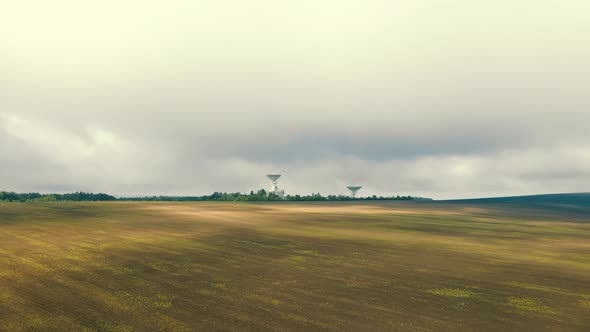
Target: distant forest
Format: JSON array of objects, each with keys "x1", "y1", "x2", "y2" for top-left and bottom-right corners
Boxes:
[
  {"x1": 0, "y1": 192, "x2": 117, "y2": 202},
  {"x1": 120, "y1": 189, "x2": 421, "y2": 202},
  {"x1": 0, "y1": 190, "x2": 424, "y2": 202}
]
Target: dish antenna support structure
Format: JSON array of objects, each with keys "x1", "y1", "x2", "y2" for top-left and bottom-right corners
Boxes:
[
  {"x1": 347, "y1": 186, "x2": 362, "y2": 198},
  {"x1": 266, "y1": 175, "x2": 285, "y2": 198}
]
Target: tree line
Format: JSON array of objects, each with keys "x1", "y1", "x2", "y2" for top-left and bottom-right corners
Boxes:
[
  {"x1": 119, "y1": 189, "x2": 422, "y2": 202},
  {"x1": 0, "y1": 192, "x2": 117, "y2": 202},
  {"x1": 1, "y1": 190, "x2": 427, "y2": 202}
]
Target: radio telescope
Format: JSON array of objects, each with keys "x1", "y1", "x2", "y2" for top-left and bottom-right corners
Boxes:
[
  {"x1": 347, "y1": 186, "x2": 362, "y2": 198},
  {"x1": 266, "y1": 175, "x2": 285, "y2": 198}
]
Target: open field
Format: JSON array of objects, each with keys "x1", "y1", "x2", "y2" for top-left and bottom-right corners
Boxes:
[{"x1": 0, "y1": 201, "x2": 589, "y2": 331}]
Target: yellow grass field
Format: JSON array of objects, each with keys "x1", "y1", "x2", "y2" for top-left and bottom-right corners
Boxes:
[{"x1": 0, "y1": 201, "x2": 589, "y2": 331}]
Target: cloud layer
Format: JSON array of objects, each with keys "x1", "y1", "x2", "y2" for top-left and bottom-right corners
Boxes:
[{"x1": 1, "y1": 1, "x2": 589, "y2": 198}]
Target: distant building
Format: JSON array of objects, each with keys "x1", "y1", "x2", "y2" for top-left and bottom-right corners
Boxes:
[{"x1": 267, "y1": 175, "x2": 285, "y2": 198}]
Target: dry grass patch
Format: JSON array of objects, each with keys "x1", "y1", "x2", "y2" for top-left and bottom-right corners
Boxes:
[
  {"x1": 427, "y1": 288, "x2": 476, "y2": 298},
  {"x1": 507, "y1": 297, "x2": 558, "y2": 315}
]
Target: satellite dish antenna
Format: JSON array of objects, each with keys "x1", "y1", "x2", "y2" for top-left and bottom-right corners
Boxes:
[
  {"x1": 266, "y1": 174, "x2": 285, "y2": 198},
  {"x1": 347, "y1": 186, "x2": 362, "y2": 198},
  {"x1": 267, "y1": 175, "x2": 281, "y2": 183}
]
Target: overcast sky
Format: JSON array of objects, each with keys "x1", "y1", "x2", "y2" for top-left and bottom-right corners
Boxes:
[{"x1": 1, "y1": 1, "x2": 589, "y2": 199}]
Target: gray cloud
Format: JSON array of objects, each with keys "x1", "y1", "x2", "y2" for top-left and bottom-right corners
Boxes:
[{"x1": 1, "y1": 1, "x2": 589, "y2": 199}]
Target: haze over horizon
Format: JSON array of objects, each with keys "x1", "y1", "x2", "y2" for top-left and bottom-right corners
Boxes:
[{"x1": 1, "y1": 1, "x2": 589, "y2": 199}]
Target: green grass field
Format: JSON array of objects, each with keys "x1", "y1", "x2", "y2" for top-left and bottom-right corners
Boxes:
[{"x1": 0, "y1": 201, "x2": 589, "y2": 331}]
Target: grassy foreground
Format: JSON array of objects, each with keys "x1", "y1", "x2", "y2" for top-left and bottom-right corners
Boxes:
[{"x1": 0, "y1": 201, "x2": 589, "y2": 331}]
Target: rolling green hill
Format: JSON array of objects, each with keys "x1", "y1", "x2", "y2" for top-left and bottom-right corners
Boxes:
[{"x1": 438, "y1": 193, "x2": 590, "y2": 216}]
